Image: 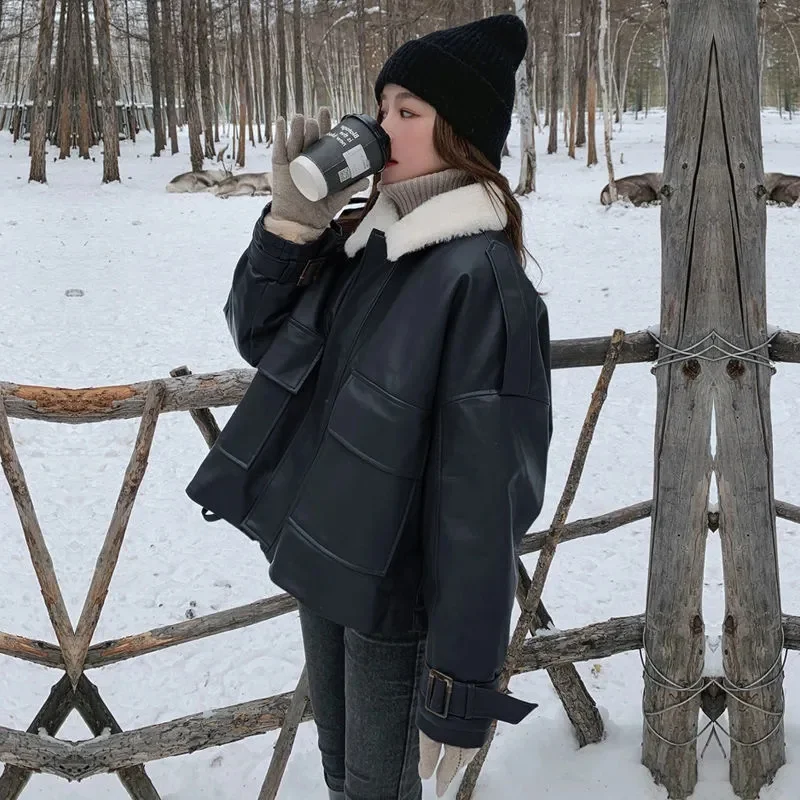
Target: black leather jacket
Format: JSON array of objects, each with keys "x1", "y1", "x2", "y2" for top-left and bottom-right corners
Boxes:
[{"x1": 187, "y1": 195, "x2": 552, "y2": 748}]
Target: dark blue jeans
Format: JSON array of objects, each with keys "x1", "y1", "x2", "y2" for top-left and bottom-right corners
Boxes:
[{"x1": 299, "y1": 604, "x2": 426, "y2": 800}]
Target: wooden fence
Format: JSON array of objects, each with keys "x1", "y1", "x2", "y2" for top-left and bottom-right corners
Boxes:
[{"x1": 0, "y1": 328, "x2": 799, "y2": 799}]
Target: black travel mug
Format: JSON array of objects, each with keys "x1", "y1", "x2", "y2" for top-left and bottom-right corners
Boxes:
[{"x1": 289, "y1": 114, "x2": 391, "y2": 202}]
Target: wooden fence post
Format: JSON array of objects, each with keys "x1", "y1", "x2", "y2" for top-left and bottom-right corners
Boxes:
[
  {"x1": 641, "y1": 1, "x2": 718, "y2": 794},
  {"x1": 712, "y1": 1, "x2": 785, "y2": 796},
  {"x1": 643, "y1": 2, "x2": 784, "y2": 797}
]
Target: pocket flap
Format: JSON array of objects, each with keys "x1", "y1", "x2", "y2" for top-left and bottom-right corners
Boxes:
[
  {"x1": 258, "y1": 319, "x2": 324, "y2": 394},
  {"x1": 328, "y1": 371, "x2": 428, "y2": 480}
]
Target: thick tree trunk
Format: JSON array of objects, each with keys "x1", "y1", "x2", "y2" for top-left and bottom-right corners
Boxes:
[
  {"x1": 92, "y1": 0, "x2": 120, "y2": 181},
  {"x1": 195, "y1": 0, "x2": 215, "y2": 156},
  {"x1": 181, "y1": 0, "x2": 205, "y2": 171},
  {"x1": 75, "y1": 0, "x2": 90, "y2": 156},
  {"x1": 28, "y1": 0, "x2": 59, "y2": 183},
  {"x1": 146, "y1": 0, "x2": 167, "y2": 154},
  {"x1": 161, "y1": 0, "x2": 179, "y2": 151},
  {"x1": 81, "y1": 0, "x2": 98, "y2": 144},
  {"x1": 57, "y1": 0, "x2": 75, "y2": 158}
]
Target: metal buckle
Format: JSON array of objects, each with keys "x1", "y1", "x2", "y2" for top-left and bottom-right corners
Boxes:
[
  {"x1": 296, "y1": 257, "x2": 326, "y2": 287},
  {"x1": 426, "y1": 669, "x2": 454, "y2": 719}
]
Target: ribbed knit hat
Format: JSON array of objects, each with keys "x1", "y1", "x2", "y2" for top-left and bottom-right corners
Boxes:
[{"x1": 374, "y1": 14, "x2": 528, "y2": 170}]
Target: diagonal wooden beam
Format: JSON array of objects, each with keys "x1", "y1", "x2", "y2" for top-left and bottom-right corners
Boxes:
[
  {"x1": 73, "y1": 676, "x2": 161, "y2": 800},
  {"x1": 0, "y1": 391, "x2": 77, "y2": 677},
  {"x1": 257, "y1": 667, "x2": 310, "y2": 800},
  {"x1": 0, "y1": 675, "x2": 74, "y2": 798},
  {"x1": 458, "y1": 329, "x2": 625, "y2": 800},
  {"x1": 515, "y1": 561, "x2": 604, "y2": 747},
  {"x1": 66, "y1": 382, "x2": 165, "y2": 685}
]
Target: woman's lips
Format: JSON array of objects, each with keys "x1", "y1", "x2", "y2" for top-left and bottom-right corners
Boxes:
[{"x1": 386, "y1": 159, "x2": 398, "y2": 165}]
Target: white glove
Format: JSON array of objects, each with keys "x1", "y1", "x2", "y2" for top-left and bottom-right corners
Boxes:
[{"x1": 418, "y1": 730, "x2": 480, "y2": 798}]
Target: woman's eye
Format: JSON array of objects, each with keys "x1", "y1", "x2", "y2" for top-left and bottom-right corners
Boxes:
[{"x1": 400, "y1": 109, "x2": 415, "y2": 119}]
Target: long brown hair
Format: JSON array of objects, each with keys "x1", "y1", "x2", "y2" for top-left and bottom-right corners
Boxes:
[{"x1": 358, "y1": 111, "x2": 536, "y2": 271}]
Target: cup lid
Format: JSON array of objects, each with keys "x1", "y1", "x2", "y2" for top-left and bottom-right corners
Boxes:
[{"x1": 289, "y1": 155, "x2": 327, "y2": 201}]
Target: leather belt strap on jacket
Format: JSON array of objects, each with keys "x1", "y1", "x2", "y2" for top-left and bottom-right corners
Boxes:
[{"x1": 423, "y1": 668, "x2": 538, "y2": 723}]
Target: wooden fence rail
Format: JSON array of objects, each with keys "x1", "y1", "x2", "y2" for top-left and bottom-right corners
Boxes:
[{"x1": 1, "y1": 330, "x2": 797, "y2": 425}]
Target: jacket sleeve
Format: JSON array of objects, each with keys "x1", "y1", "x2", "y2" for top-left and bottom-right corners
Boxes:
[
  {"x1": 416, "y1": 249, "x2": 552, "y2": 749},
  {"x1": 223, "y1": 202, "x2": 344, "y2": 366}
]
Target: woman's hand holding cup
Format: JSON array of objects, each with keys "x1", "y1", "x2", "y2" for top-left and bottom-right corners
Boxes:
[{"x1": 269, "y1": 107, "x2": 370, "y2": 236}]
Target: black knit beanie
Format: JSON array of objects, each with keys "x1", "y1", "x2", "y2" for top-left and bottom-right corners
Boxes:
[{"x1": 374, "y1": 14, "x2": 528, "y2": 170}]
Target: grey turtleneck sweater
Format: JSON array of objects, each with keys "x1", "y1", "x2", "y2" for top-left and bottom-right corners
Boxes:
[{"x1": 378, "y1": 168, "x2": 473, "y2": 218}]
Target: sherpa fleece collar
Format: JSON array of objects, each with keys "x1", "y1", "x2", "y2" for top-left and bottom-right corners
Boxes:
[{"x1": 343, "y1": 182, "x2": 508, "y2": 262}]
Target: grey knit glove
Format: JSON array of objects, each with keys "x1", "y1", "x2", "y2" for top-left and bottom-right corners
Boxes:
[{"x1": 266, "y1": 108, "x2": 369, "y2": 241}]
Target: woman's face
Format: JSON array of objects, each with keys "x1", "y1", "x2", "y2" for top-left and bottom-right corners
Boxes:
[{"x1": 378, "y1": 84, "x2": 448, "y2": 185}]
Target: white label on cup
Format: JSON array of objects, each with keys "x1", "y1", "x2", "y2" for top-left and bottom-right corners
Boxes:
[
  {"x1": 342, "y1": 144, "x2": 371, "y2": 178},
  {"x1": 338, "y1": 166, "x2": 351, "y2": 183}
]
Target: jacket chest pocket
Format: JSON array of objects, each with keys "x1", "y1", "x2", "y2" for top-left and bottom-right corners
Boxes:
[
  {"x1": 216, "y1": 319, "x2": 324, "y2": 470},
  {"x1": 288, "y1": 370, "x2": 430, "y2": 577}
]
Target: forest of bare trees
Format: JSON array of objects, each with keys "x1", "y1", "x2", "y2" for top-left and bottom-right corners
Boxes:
[{"x1": 0, "y1": 0, "x2": 799, "y2": 185}]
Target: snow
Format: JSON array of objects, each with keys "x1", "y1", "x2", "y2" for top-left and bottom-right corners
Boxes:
[{"x1": 1, "y1": 109, "x2": 800, "y2": 799}]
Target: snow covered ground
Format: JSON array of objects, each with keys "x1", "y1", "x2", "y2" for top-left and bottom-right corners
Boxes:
[{"x1": 1, "y1": 109, "x2": 799, "y2": 799}]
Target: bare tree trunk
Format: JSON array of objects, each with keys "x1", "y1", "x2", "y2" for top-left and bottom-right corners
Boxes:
[
  {"x1": 92, "y1": 0, "x2": 120, "y2": 181},
  {"x1": 226, "y1": 1, "x2": 236, "y2": 143},
  {"x1": 385, "y1": 0, "x2": 396, "y2": 55},
  {"x1": 58, "y1": 0, "x2": 75, "y2": 158},
  {"x1": 181, "y1": 0, "x2": 205, "y2": 170},
  {"x1": 195, "y1": 0, "x2": 215, "y2": 156},
  {"x1": 76, "y1": 0, "x2": 90, "y2": 155},
  {"x1": 515, "y1": 0, "x2": 535, "y2": 194},
  {"x1": 276, "y1": 0, "x2": 287, "y2": 117},
  {"x1": 236, "y1": 0, "x2": 254, "y2": 164},
  {"x1": 356, "y1": 0, "x2": 369, "y2": 112},
  {"x1": 598, "y1": 0, "x2": 614, "y2": 200},
  {"x1": 146, "y1": 0, "x2": 167, "y2": 154},
  {"x1": 81, "y1": 0, "x2": 98, "y2": 144},
  {"x1": 547, "y1": 0, "x2": 562, "y2": 154},
  {"x1": 28, "y1": 0, "x2": 59, "y2": 182},
  {"x1": 236, "y1": 28, "x2": 247, "y2": 165},
  {"x1": 249, "y1": 11, "x2": 263, "y2": 142},
  {"x1": 123, "y1": 0, "x2": 136, "y2": 141},
  {"x1": 161, "y1": 0, "x2": 180, "y2": 152},
  {"x1": 586, "y1": 0, "x2": 599, "y2": 166},
  {"x1": 292, "y1": 0, "x2": 303, "y2": 114},
  {"x1": 208, "y1": 0, "x2": 221, "y2": 141},
  {"x1": 575, "y1": 0, "x2": 590, "y2": 148},
  {"x1": 260, "y1": 0, "x2": 272, "y2": 143},
  {"x1": 12, "y1": 0, "x2": 25, "y2": 143},
  {"x1": 51, "y1": 0, "x2": 68, "y2": 141}
]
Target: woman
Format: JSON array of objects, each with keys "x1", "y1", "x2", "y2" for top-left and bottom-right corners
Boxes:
[{"x1": 187, "y1": 13, "x2": 552, "y2": 800}]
